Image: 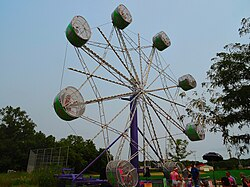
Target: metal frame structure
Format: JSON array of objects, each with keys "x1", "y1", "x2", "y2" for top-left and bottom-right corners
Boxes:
[{"x1": 53, "y1": 4, "x2": 201, "y2": 187}]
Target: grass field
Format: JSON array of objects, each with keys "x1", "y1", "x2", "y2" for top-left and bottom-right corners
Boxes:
[
  {"x1": 0, "y1": 172, "x2": 35, "y2": 187},
  {"x1": 200, "y1": 169, "x2": 250, "y2": 185},
  {"x1": 0, "y1": 169, "x2": 249, "y2": 187}
]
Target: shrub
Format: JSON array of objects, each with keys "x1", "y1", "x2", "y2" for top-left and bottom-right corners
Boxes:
[{"x1": 31, "y1": 167, "x2": 61, "y2": 187}]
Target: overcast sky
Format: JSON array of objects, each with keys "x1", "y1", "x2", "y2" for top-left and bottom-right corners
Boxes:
[{"x1": 0, "y1": 0, "x2": 249, "y2": 162}]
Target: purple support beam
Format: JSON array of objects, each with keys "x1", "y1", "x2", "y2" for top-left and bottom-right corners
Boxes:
[
  {"x1": 130, "y1": 95, "x2": 139, "y2": 170},
  {"x1": 73, "y1": 127, "x2": 128, "y2": 182}
]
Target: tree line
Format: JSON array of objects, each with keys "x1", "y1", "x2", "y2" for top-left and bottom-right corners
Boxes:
[{"x1": 0, "y1": 106, "x2": 109, "y2": 173}]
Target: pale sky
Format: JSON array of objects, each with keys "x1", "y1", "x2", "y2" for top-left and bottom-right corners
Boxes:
[{"x1": 0, "y1": 0, "x2": 249, "y2": 162}]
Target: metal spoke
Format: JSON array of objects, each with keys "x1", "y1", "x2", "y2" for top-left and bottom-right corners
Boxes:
[
  {"x1": 97, "y1": 27, "x2": 137, "y2": 83},
  {"x1": 81, "y1": 45, "x2": 135, "y2": 86},
  {"x1": 68, "y1": 67, "x2": 132, "y2": 89},
  {"x1": 116, "y1": 28, "x2": 140, "y2": 83}
]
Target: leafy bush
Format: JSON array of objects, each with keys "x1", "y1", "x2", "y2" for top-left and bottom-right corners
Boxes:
[
  {"x1": 31, "y1": 166, "x2": 61, "y2": 187},
  {"x1": 0, "y1": 172, "x2": 34, "y2": 187}
]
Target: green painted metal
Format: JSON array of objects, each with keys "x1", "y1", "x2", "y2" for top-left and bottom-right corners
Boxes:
[
  {"x1": 163, "y1": 178, "x2": 167, "y2": 187},
  {"x1": 53, "y1": 86, "x2": 85, "y2": 121},
  {"x1": 53, "y1": 94, "x2": 77, "y2": 121},
  {"x1": 185, "y1": 123, "x2": 203, "y2": 141},
  {"x1": 179, "y1": 79, "x2": 193, "y2": 91},
  {"x1": 111, "y1": 4, "x2": 132, "y2": 30},
  {"x1": 66, "y1": 23, "x2": 85, "y2": 47},
  {"x1": 66, "y1": 16, "x2": 90, "y2": 47},
  {"x1": 178, "y1": 74, "x2": 197, "y2": 91},
  {"x1": 153, "y1": 31, "x2": 171, "y2": 51}
]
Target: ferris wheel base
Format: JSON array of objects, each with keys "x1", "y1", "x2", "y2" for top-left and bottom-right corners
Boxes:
[
  {"x1": 55, "y1": 174, "x2": 110, "y2": 186},
  {"x1": 55, "y1": 171, "x2": 167, "y2": 187}
]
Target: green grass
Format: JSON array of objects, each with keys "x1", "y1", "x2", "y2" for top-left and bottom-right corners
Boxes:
[
  {"x1": 0, "y1": 167, "x2": 60, "y2": 187},
  {"x1": 0, "y1": 172, "x2": 36, "y2": 187},
  {"x1": 0, "y1": 169, "x2": 249, "y2": 187},
  {"x1": 200, "y1": 169, "x2": 250, "y2": 185}
]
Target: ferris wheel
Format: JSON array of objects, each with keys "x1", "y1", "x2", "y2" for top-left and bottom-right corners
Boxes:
[{"x1": 53, "y1": 4, "x2": 205, "y2": 187}]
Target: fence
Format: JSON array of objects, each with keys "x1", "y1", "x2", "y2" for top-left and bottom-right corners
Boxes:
[{"x1": 27, "y1": 146, "x2": 69, "y2": 172}]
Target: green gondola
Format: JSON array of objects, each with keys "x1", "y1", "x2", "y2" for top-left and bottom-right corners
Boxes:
[
  {"x1": 111, "y1": 4, "x2": 132, "y2": 30},
  {"x1": 53, "y1": 86, "x2": 85, "y2": 121},
  {"x1": 66, "y1": 16, "x2": 91, "y2": 47},
  {"x1": 153, "y1": 31, "x2": 171, "y2": 51},
  {"x1": 178, "y1": 74, "x2": 197, "y2": 91},
  {"x1": 185, "y1": 123, "x2": 205, "y2": 141}
]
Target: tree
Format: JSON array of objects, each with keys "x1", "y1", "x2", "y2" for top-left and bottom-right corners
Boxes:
[
  {"x1": 57, "y1": 135, "x2": 108, "y2": 173},
  {"x1": 186, "y1": 17, "x2": 250, "y2": 157},
  {"x1": 167, "y1": 138, "x2": 193, "y2": 162},
  {"x1": 0, "y1": 106, "x2": 56, "y2": 172},
  {"x1": 0, "y1": 106, "x2": 37, "y2": 171}
]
